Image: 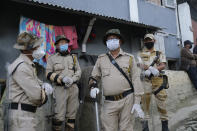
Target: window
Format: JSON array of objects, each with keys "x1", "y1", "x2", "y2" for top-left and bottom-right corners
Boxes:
[
  {"x1": 163, "y1": 0, "x2": 176, "y2": 8},
  {"x1": 146, "y1": 0, "x2": 176, "y2": 8},
  {"x1": 146, "y1": 0, "x2": 162, "y2": 6}
]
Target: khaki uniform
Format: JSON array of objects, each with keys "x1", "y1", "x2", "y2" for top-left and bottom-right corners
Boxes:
[
  {"x1": 8, "y1": 54, "x2": 47, "y2": 131},
  {"x1": 139, "y1": 48, "x2": 168, "y2": 121},
  {"x1": 46, "y1": 52, "x2": 81, "y2": 128},
  {"x1": 91, "y1": 49, "x2": 144, "y2": 131}
]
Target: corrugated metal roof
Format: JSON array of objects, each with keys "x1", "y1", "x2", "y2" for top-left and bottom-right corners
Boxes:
[{"x1": 13, "y1": 0, "x2": 160, "y2": 30}]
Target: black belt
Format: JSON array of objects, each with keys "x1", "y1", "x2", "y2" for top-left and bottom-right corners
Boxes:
[
  {"x1": 10, "y1": 102, "x2": 37, "y2": 113},
  {"x1": 105, "y1": 89, "x2": 133, "y2": 101}
]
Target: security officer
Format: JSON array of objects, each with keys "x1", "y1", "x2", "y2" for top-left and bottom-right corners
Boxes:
[
  {"x1": 8, "y1": 32, "x2": 53, "y2": 131},
  {"x1": 46, "y1": 35, "x2": 81, "y2": 131},
  {"x1": 139, "y1": 34, "x2": 169, "y2": 131},
  {"x1": 89, "y1": 29, "x2": 144, "y2": 131}
]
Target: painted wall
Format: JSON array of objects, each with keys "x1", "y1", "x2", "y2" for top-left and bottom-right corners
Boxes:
[
  {"x1": 192, "y1": 19, "x2": 197, "y2": 45},
  {"x1": 138, "y1": 0, "x2": 177, "y2": 34},
  {"x1": 28, "y1": 0, "x2": 131, "y2": 21}
]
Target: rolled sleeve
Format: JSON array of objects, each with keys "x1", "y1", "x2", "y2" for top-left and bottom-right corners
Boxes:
[
  {"x1": 91, "y1": 58, "x2": 102, "y2": 82},
  {"x1": 130, "y1": 57, "x2": 144, "y2": 104}
]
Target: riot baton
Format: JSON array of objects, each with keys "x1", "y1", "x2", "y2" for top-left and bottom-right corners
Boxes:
[{"x1": 95, "y1": 94, "x2": 100, "y2": 131}]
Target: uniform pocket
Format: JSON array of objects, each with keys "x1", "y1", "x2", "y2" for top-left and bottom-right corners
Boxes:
[
  {"x1": 102, "y1": 68, "x2": 110, "y2": 77},
  {"x1": 151, "y1": 77, "x2": 163, "y2": 87},
  {"x1": 155, "y1": 89, "x2": 167, "y2": 101},
  {"x1": 122, "y1": 64, "x2": 129, "y2": 73},
  {"x1": 68, "y1": 64, "x2": 74, "y2": 70},
  {"x1": 54, "y1": 63, "x2": 64, "y2": 71}
]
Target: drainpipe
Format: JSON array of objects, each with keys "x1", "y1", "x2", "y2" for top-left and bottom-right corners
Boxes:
[
  {"x1": 82, "y1": 17, "x2": 97, "y2": 53},
  {"x1": 129, "y1": 0, "x2": 139, "y2": 22}
]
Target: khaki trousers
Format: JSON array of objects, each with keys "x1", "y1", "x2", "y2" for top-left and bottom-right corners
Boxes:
[
  {"x1": 101, "y1": 93, "x2": 134, "y2": 131},
  {"x1": 54, "y1": 84, "x2": 79, "y2": 121},
  {"x1": 142, "y1": 77, "x2": 168, "y2": 121},
  {"x1": 9, "y1": 104, "x2": 37, "y2": 131}
]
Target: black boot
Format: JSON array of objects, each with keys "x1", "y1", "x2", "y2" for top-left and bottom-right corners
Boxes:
[
  {"x1": 142, "y1": 120, "x2": 149, "y2": 131},
  {"x1": 162, "y1": 120, "x2": 169, "y2": 131},
  {"x1": 65, "y1": 119, "x2": 75, "y2": 131},
  {"x1": 52, "y1": 118, "x2": 63, "y2": 131}
]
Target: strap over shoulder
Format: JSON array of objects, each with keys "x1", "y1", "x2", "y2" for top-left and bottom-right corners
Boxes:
[{"x1": 106, "y1": 53, "x2": 134, "y2": 92}]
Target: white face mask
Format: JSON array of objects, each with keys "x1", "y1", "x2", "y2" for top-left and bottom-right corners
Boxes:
[
  {"x1": 32, "y1": 47, "x2": 45, "y2": 60},
  {"x1": 106, "y1": 39, "x2": 120, "y2": 51}
]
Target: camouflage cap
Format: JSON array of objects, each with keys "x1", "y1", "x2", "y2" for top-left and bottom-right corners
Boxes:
[
  {"x1": 144, "y1": 34, "x2": 155, "y2": 40},
  {"x1": 103, "y1": 29, "x2": 124, "y2": 44},
  {"x1": 55, "y1": 35, "x2": 70, "y2": 45},
  {"x1": 14, "y1": 32, "x2": 43, "y2": 50}
]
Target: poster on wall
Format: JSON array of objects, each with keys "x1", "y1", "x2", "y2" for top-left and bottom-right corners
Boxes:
[{"x1": 19, "y1": 16, "x2": 78, "y2": 68}]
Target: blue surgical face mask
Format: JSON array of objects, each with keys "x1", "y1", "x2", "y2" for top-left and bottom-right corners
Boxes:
[{"x1": 59, "y1": 44, "x2": 68, "y2": 52}]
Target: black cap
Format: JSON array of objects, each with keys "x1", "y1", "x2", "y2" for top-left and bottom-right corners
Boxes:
[{"x1": 184, "y1": 40, "x2": 193, "y2": 46}]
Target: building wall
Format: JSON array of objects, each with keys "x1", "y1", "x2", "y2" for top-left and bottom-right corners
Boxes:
[
  {"x1": 138, "y1": 0, "x2": 177, "y2": 34},
  {"x1": 192, "y1": 19, "x2": 197, "y2": 45},
  {"x1": 28, "y1": 0, "x2": 131, "y2": 21}
]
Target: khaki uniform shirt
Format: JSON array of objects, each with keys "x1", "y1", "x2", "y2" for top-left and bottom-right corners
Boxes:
[
  {"x1": 91, "y1": 49, "x2": 143, "y2": 104},
  {"x1": 139, "y1": 48, "x2": 166, "y2": 68},
  {"x1": 46, "y1": 52, "x2": 81, "y2": 87},
  {"x1": 8, "y1": 54, "x2": 46, "y2": 106}
]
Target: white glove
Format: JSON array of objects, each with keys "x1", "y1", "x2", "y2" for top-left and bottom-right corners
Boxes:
[
  {"x1": 42, "y1": 83, "x2": 53, "y2": 95},
  {"x1": 62, "y1": 76, "x2": 73, "y2": 87},
  {"x1": 131, "y1": 104, "x2": 144, "y2": 119},
  {"x1": 90, "y1": 88, "x2": 100, "y2": 98},
  {"x1": 144, "y1": 69, "x2": 151, "y2": 77},
  {"x1": 149, "y1": 66, "x2": 159, "y2": 77}
]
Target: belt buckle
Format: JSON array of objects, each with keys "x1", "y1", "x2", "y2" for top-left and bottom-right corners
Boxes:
[
  {"x1": 114, "y1": 94, "x2": 123, "y2": 101},
  {"x1": 114, "y1": 95, "x2": 119, "y2": 101},
  {"x1": 120, "y1": 94, "x2": 123, "y2": 99}
]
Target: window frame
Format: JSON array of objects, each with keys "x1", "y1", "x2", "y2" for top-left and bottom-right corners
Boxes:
[{"x1": 163, "y1": 0, "x2": 176, "y2": 9}]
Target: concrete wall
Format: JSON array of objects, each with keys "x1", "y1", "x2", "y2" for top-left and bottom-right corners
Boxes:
[
  {"x1": 138, "y1": 0, "x2": 177, "y2": 34},
  {"x1": 192, "y1": 19, "x2": 197, "y2": 45}
]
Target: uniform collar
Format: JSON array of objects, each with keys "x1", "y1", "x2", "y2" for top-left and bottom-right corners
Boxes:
[
  {"x1": 143, "y1": 47, "x2": 156, "y2": 53},
  {"x1": 119, "y1": 48, "x2": 125, "y2": 55},
  {"x1": 56, "y1": 51, "x2": 69, "y2": 56},
  {"x1": 20, "y1": 54, "x2": 35, "y2": 67},
  {"x1": 109, "y1": 48, "x2": 125, "y2": 58}
]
